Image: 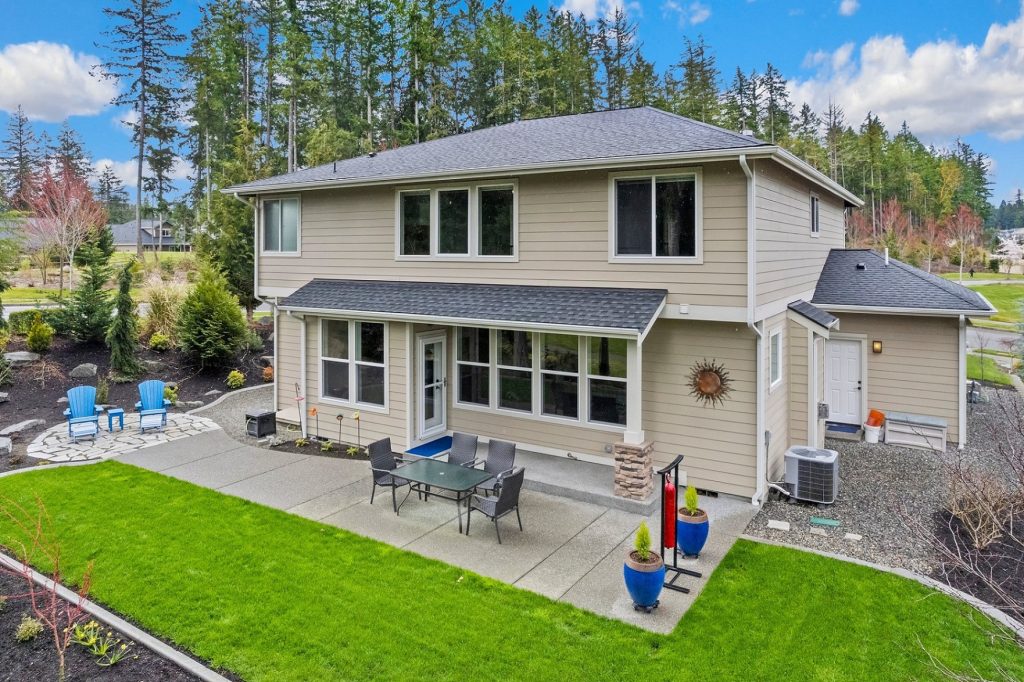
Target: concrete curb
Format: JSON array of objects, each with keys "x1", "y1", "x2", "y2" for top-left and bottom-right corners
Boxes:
[
  {"x1": 742, "y1": 534, "x2": 1024, "y2": 638},
  {"x1": 188, "y1": 384, "x2": 269, "y2": 415},
  {"x1": 0, "y1": 459, "x2": 103, "y2": 480},
  {"x1": 0, "y1": 551, "x2": 231, "y2": 682}
]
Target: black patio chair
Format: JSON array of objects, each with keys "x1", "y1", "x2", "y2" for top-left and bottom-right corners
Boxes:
[
  {"x1": 476, "y1": 439, "x2": 517, "y2": 495},
  {"x1": 448, "y1": 432, "x2": 480, "y2": 467},
  {"x1": 369, "y1": 437, "x2": 414, "y2": 514},
  {"x1": 467, "y1": 467, "x2": 525, "y2": 544}
]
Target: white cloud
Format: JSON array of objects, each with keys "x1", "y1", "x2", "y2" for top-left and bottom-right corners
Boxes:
[
  {"x1": 113, "y1": 108, "x2": 138, "y2": 134},
  {"x1": 0, "y1": 41, "x2": 116, "y2": 122},
  {"x1": 661, "y1": 0, "x2": 711, "y2": 26},
  {"x1": 560, "y1": 0, "x2": 639, "y2": 20},
  {"x1": 94, "y1": 157, "x2": 191, "y2": 190},
  {"x1": 790, "y1": 5, "x2": 1024, "y2": 141},
  {"x1": 838, "y1": 0, "x2": 859, "y2": 17}
]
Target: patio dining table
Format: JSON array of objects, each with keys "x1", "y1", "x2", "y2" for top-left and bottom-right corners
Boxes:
[{"x1": 394, "y1": 458, "x2": 493, "y2": 533}]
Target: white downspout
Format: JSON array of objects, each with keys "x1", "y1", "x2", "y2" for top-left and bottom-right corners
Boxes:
[
  {"x1": 287, "y1": 310, "x2": 308, "y2": 438},
  {"x1": 739, "y1": 155, "x2": 766, "y2": 506},
  {"x1": 958, "y1": 315, "x2": 966, "y2": 450}
]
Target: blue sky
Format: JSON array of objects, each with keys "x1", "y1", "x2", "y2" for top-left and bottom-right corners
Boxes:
[{"x1": 1, "y1": 0, "x2": 1022, "y2": 204}]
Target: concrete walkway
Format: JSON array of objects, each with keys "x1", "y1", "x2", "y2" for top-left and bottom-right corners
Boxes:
[{"x1": 116, "y1": 430, "x2": 756, "y2": 633}]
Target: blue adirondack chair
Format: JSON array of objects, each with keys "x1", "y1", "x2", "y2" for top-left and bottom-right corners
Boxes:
[
  {"x1": 135, "y1": 380, "x2": 170, "y2": 433},
  {"x1": 64, "y1": 386, "x2": 102, "y2": 442}
]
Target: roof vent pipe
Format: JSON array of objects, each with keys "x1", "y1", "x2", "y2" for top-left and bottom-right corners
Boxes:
[
  {"x1": 333, "y1": 161, "x2": 337, "y2": 172},
  {"x1": 741, "y1": 129, "x2": 754, "y2": 137},
  {"x1": 856, "y1": 262, "x2": 866, "y2": 270},
  {"x1": 884, "y1": 247, "x2": 890, "y2": 266}
]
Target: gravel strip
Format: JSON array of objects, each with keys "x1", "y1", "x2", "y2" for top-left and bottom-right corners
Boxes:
[
  {"x1": 193, "y1": 385, "x2": 301, "y2": 445},
  {"x1": 746, "y1": 386, "x2": 1023, "y2": 574}
]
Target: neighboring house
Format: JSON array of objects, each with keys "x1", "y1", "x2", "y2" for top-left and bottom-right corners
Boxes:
[
  {"x1": 227, "y1": 107, "x2": 995, "y2": 504},
  {"x1": 110, "y1": 219, "x2": 191, "y2": 251}
]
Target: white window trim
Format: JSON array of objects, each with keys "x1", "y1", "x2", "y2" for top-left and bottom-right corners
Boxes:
[
  {"x1": 394, "y1": 180, "x2": 519, "y2": 262},
  {"x1": 810, "y1": 192, "x2": 821, "y2": 237},
  {"x1": 607, "y1": 167, "x2": 704, "y2": 265},
  {"x1": 769, "y1": 327, "x2": 783, "y2": 392},
  {"x1": 318, "y1": 318, "x2": 389, "y2": 413},
  {"x1": 586, "y1": 339, "x2": 628, "y2": 427},
  {"x1": 449, "y1": 327, "x2": 627, "y2": 433},
  {"x1": 259, "y1": 195, "x2": 302, "y2": 257},
  {"x1": 495, "y1": 329, "x2": 534, "y2": 415}
]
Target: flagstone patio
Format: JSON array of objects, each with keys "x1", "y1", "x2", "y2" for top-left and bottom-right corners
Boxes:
[{"x1": 26, "y1": 413, "x2": 222, "y2": 463}]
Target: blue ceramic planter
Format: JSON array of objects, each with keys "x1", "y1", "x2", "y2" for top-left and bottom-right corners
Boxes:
[
  {"x1": 676, "y1": 512, "x2": 709, "y2": 557},
  {"x1": 623, "y1": 555, "x2": 666, "y2": 609}
]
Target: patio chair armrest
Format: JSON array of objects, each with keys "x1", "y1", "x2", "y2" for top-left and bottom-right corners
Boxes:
[
  {"x1": 461, "y1": 459, "x2": 482, "y2": 468},
  {"x1": 134, "y1": 401, "x2": 143, "y2": 410},
  {"x1": 369, "y1": 466, "x2": 394, "y2": 475},
  {"x1": 63, "y1": 408, "x2": 71, "y2": 418},
  {"x1": 163, "y1": 399, "x2": 172, "y2": 407},
  {"x1": 94, "y1": 406, "x2": 105, "y2": 414}
]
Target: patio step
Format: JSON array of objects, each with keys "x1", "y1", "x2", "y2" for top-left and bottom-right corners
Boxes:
[{"x1": 512, "y1": 449, "x2": 658, "y2": 515}]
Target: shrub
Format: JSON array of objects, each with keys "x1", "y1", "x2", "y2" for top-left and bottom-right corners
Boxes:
[
  {"x1": 262, "y1": 365, "x2": 274, "y2": 383},
  {"x1": 149, "y1": 331, "x2": 172, "y2": 352},
  {"x1": 59, "y1": 251, "x2": 114, "y2": 343},
  {"x1": 242, "y1": 330, "x2": 265, "y2": 352},
  {"x1": 15, "y1": 614, "x2": 43, "y2": 642},
  {"x1": 142, "y1": 284, "x2": 184, "y2": 341},
  {"x1": 26, "y1": 319, "x2": 54, "y2": 353},
  {"x1": 294, "y1": 437, "x2": 309, "y2": 447},
  {"x1": 226, "y1": 369, "x2": 246, "y2": 389},
  {"x1": 9, "y1": 310, "x2": 42, "y2": 335},
  {"x1": 159, "y1": 259, "x2": 175, "y2": 278},
  {"x1": 163, "y1": 384, "x2": 178, "y2": 404},
  {"x1": 107, "y1": 262, "x2": 142, "y2": 377},
  {"x1": 96, "y1": 375, "x2": 110, "y2": 404},
  {"x1": 684, "y1": 485, "x2": 699, "y2": 515},
  {"x1": 0, "y1": 355, "x2": 10, "y2": 387},
  {"x1": 634, "y1": 521, "x2": 652, "y2": 562},
  {"x1": 176, "y1": 254, "x2": 198, "y2": 274},
  {"x1": 176, "y1": 267, "x2": 247, "y2": 368}
]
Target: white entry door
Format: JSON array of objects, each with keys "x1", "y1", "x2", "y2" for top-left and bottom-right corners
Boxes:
[
  {"x1": 417, "y1": 334, "x2": 447, "y2": 439},
  {"x1": 825, "y1": 339, "x2": 862, "y2": 425}
]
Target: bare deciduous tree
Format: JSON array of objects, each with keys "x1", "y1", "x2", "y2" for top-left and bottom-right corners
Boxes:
[{"x1": 946, "y1": 204, "x2": 983, "y2": 282}]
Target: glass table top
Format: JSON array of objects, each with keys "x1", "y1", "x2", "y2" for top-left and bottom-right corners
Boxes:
[{"x1": 395, "y1": 458, "x2": 492, "y2": 492}]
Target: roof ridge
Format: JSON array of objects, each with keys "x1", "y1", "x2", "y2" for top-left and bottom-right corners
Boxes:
[
  {"x1": 870, "y1": 250, "x2": 984, "y2": 308},
  {"x1": 643, "y1": 106, "x2": 770, "y2": 146}
]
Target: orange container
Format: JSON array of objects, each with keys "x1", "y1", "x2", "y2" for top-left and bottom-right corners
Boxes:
[{"x1": 866, "y1": 409, "x2": 885, "y2": 427}]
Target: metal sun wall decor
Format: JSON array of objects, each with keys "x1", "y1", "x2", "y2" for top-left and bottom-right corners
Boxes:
[{"x1": 688, "y1": 359, "x2": 732, "y2": 407}]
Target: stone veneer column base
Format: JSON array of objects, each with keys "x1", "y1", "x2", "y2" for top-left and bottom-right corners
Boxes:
[{"x1": 613, "y1": 440, "x2": 655, "y2": 500}]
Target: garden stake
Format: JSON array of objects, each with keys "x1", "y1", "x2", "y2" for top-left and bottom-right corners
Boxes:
[
  {"x1": 336, "y1": 414, "x2": 344, "y2": 445},
  {"x1": 294, "y1": 383, "x2": 306, "y2": 437},
  {"x1": 309, "y1": 406, "x2": 319, "y2": 440},
  {"x1": 353, "y1": 411, "x2": 361, "y2": 450}
]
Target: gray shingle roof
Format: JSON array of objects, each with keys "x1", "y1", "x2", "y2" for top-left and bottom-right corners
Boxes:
[
  {"x1": 280, "y1": 279, "x2": 668, "y2": 333},
  {"x1": 229, "y1": 107, "x2": 768, "y2": 193},
  {"x1": 811, "y1": 249, "x2": 995, "y2": 314},
  {"x1": 788, "y1": 300, "x2": 839, "y2": 329},
  {"x1": 109, "y1": 220, "x2": 187, "y2": 247}
]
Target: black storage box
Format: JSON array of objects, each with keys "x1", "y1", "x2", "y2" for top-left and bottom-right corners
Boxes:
[{"x1": 246, "y1": 410, "x2": 277, "y2": 438}]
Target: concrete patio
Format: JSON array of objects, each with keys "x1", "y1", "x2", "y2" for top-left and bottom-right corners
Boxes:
[{"x1": 115, "y1": 429, "x2": 756, "y2": 632}]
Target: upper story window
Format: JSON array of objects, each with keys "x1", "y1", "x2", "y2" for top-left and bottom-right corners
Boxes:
[
  {"x1": 810, "y1": 194, "x2": 820, "y2": 235},
  {"x1": 263, "y1": 197, "x2": 300, "y2": 254},
  {"x1": 397, "y1": 182, "x2": 517, "y2": 261},
  {"x1": 610, "y1": 170, "x2": 702, "y2": 263}
]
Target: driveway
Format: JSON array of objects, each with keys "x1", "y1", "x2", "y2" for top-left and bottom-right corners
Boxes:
[{"x1": 115, "y1": 430, "x2": 755, "y2": 633}]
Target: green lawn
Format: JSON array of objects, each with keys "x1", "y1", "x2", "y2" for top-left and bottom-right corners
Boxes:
[
  {"x1": 1, "y1": 286, "x2": 57, "y2": 304},
  {"x1": 0, "y1": 463, "x2": 1021, "y2": 681},
  {"x1": 973, "y1": 284, "x2": 1024, "y2": 323},
  {"x1": 968, "y1": 353, "x2": 1015, "y2": 385},
  {"x1": 109, "y1": 250, "x2": 193, "y2": 268}
]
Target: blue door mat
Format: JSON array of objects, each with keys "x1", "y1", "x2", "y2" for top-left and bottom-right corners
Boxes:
[
  {"x1": 825, "y1": 422, "x2": 860, "y2": 433},
  {"x1": 405, "y1": 435, "x2": 452, "y2": 458}
]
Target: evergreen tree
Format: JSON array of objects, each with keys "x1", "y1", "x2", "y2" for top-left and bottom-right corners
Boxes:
[
  {"x1": 100, "y1": 0, "x2": 185, "y2": 257},
  {"x1": 666, "y1": 36, "x2": 720, "y2": 123},
  {"x1": 51, "y1": 121, "x2": 92, "y2": 184},
  {"x1": 107, "y1": 260, "x2": 143, "y2": 377},
  {"x1": 96, "y1": 165, "x2": 132, "y2": 223},
  {"x1": 761, "y1": 63, "x2": 792, "y2": 144},
  {"x1": 142, "y1": 81, "x2": 180, "y2": 229},
  {"x1": 596, "y1": 7, "x2": 638, "y2": 110},
  {"x1": 177, "y1": 265, "x2": 247, "y2": 368},
  {"x1": 1, "y1": 105, "x2": 40, "y2": 209},
  {"x1": 59, "y1": 245, "x2": 114, "y2": 344},
  {"x1": 625, "y1": 55, "x2": 660, "y2": 107}
]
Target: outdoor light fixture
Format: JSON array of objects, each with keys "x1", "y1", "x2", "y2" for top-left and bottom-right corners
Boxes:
[{"x1": 872, "y1": 340, "x2": 883, "y2": 354}]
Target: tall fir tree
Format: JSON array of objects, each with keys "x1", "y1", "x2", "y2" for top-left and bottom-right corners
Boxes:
[
  {"x1": 1, "y1": 105, "x2": 40, "y2": 210},
  {"x1": 107, "y1": 260, "x2": 143, "y2": 377},
  {"x1": 100, "y1": 0, "x2": 185, "y2": 257}
]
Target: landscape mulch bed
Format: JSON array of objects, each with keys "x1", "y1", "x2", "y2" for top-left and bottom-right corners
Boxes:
[
  {"x1": 1, "y1": 323, "x2": 273, "y2": 474},
  {"x1": 0, "y1": 570, "x2": 210, "y2": 682}
]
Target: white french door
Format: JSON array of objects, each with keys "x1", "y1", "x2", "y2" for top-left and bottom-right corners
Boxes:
[
  {"x1": 417, "y1": 333, "x2": 447, "y2": 439},
  {"x1": 825, "y1": 339, "x2": 863, "y2": 425}
]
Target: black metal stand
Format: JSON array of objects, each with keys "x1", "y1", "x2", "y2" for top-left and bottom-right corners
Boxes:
[{"x1": 658, "y1": 455, "x2": 702, "y2": 594}]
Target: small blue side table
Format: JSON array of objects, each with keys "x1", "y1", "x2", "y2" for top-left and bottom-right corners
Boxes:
[{"x1": 107, "y1": 408, "x2": 125, "y2": 432}]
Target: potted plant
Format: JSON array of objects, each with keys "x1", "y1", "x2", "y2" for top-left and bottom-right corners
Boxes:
[
  {"x1": 676, "y1": 485, "x2": 709, "y2": 558},
  {"x1": 623, "y1": 521, "x2": 665, "y2": 612}
]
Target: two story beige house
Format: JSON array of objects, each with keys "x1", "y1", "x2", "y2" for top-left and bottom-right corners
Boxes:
[{"x1": 228, "y1": 107, "x2": 995, "y2": 504}]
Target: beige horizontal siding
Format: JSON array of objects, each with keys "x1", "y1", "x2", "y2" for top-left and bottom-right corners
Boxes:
[
  {"x1": 763, "y1": 312, "x2": 789, "y2": 480},
  {"x1": 833, "y1": 313, "x2": 960, "y2": 443},
  {"x1": 788, "y1": 319, "x2": 810, "y2": 451},
  {"x1": 755, "y1": 160, "x2": 845, "y2": 308},
  {"x1": 259, "y1": 162, "x2": 749, "y2": 308},
  {"x1": 642, "y1": 319, "x2": 758, "y2": 498}
]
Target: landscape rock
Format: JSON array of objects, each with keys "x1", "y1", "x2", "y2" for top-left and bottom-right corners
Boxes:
[
  {"x1": 182, "y1": 400, "x2": 205, "y2": 409},
  {"x1": 69, "y1": 362, "x2": 98, "y2": 378},
  {"x1": 267, "y1": 333, "x2": 274, "y2": 343},
  {"x1": 809, "y1": 527, "x2": 828, "y2": 537},
  {"x1": 203, "y1": 389, "x2": 223, "y2": 398},
  {"x1": 0, "y1": 392, "x2": 8, "y2": 404},
  {"x1": 142, "y1": 359, "x2": 165, "y2": 372},
  {"x1": 4, "y1": 351, "x2": 39, "y2": 366},
  {"x1": 57, "y1": 397, "x2": 68, "y2": 405},
  {"x1": 844, "y1": 533, "x2": 863, "y2": 542},
  {"x1": 766, "y1": 519, "x2": 791, "y2": 532},
  {"x1": 260, "y1": 355, "x2": 274, "y2": 368},
  {"x1": 0, "y1": 436, "x2": 10, "y2": 455},
  {"x1": 0, "y1": 419, "x2": 46, "y2": 438}
]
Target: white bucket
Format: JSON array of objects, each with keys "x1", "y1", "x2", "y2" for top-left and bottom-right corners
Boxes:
[{"x1": 864, "y1": 424, "x2": 881, "y2": 444}]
